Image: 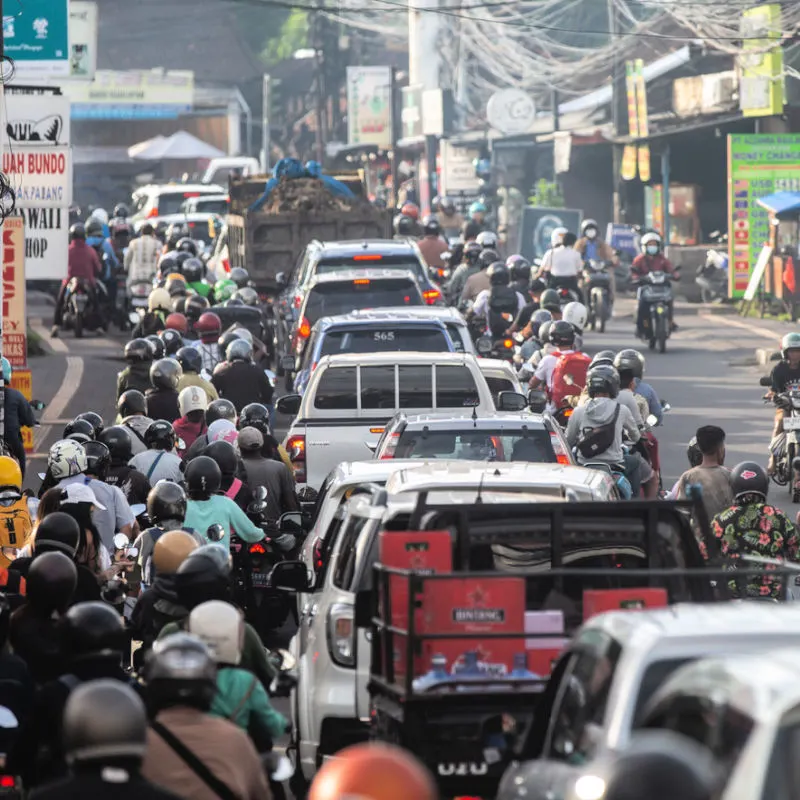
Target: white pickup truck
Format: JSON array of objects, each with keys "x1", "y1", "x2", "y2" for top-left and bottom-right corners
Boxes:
[{"x1": 275, "y1": 351, "x2": 499, "y2": 489}]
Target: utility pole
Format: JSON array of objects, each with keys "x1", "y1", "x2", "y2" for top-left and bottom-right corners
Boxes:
[
  {"x1": 390, "y1": 67, "x2": 400, "y2": 208},
  {"x1": 312, "y1": 11, "x2": 326, "y2": 162},
  {"x1": 608, "y1": 0, "x2": 624, "y2": 222}
]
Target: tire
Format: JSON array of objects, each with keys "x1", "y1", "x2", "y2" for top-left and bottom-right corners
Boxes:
[
  {"x1": 648, "y1": 337, "x2": 656, "y2": 351},
  {"x1": 657, "y1": 317, "x2": 667, "y2": 353},
  {"x1": 789, "y1": 443, "x2": 797, "y2": 501},
  {"x1": 74, "y1": 311, "x2": 83, "y2": 339},
  {"x1": 596, "y1": 294, "x2": 607, "y2": 333}
]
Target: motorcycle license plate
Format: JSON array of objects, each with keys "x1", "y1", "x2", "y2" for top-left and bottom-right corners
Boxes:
[
  {"x1": 784, "y1": 418, "x2": 800, "y2": 431},
  {"x1": 132, "y1": 297, "x2": 149, "y2": 307},
  {"x1": 251, "y1": 571, "x2": 269, "y2": 587}
]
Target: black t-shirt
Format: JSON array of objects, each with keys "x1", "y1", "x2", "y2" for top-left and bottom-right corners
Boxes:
[
  {"x1": 515, "y1": 301, "x2": 539, "y2": 330},
  {"x1": 771, "y1": 360, "x2": 800, "y2": 393},
  {"x1": 106, "y1": 464, "x2": 151, "y2": 506},
  {"x1": 211, "y1": 361, "x2": 274, "y2": 412},
  {"x1": 145, "y1": 389, "x2": 180, "y2": 423}
]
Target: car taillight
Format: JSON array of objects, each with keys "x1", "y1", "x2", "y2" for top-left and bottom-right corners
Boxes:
[
  {"x1": 327, "y1": 603, "x2": 355, "y2": 666},
  {"x1": 298, "y1": 317, "x2": 311, "y2": 338},
  {"x1": 222, "y1": 258, "x2": 230, "y2": 273},
  {"x1": 250, "y1": 542, "x2": 267, "y2": 555},
  {"x1": 379, "y1": 432, "x2": 400, "y2": 459},
  {"x1": 549, "y1": 432, "x2": 571, "y2": 465},
  {"x1": 147, "y1": 207, "x2": 159, "y2": 218},
  {"x1": 0, "y1": 776, "x2": 15, "y2": 788},
  {"x1": 293, "y1": 293, "x2": 303, "y2": 309},
  {"x1": 423, "y1": 288, "x2": 441, "y2": 304},
  {"x1": 313, "y1": 537, "x2": 324, "y2": 570},
  {"x1": 286, "y1": 434, "x2": 306, "y2": 483}
]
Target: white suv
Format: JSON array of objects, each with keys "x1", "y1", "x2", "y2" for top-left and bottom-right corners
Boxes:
[{"x1": 131, "y1": 183, "x2": 224, "y2": 220}]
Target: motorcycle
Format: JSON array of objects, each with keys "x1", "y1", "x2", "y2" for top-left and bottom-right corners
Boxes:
[
  {"x1": 61, "y1": 277, "x2": 104, "y2": 338},
  {"x1": 696, "y1": 244, "x2": 728, "y2": 304},
  {"x1": 762, "y1": 376, "x2": 800, "y2": 501},
  {"x1": 583, "y1": 259, "x2": 613, "y2": 332},
  {"x1": 636, "y1": 271, "x2": 672, "y2": 354},
  {"x1": 128, "y1": 279, "x2": 152, "y2": 314}
]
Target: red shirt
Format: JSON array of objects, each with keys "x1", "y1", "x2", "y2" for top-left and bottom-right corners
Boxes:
[
  {"x1": 67, "y1": 240, "x2": 102, "y2": 283},
  {"x1": 631, "y1": 253, "x2": 677, "y2": 278}
]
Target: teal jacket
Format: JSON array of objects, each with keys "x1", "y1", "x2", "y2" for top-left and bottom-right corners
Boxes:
[
  {"x1": 184, "y1": 494, "x2": 264, "y2": 548},
  {"x1": 211, "y1": 666, "x2": 287, "y2": 740}
]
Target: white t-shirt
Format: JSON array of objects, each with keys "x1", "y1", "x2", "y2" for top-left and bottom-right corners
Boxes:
[
  {"x1": 542, "y1": 247, "x2": 583, "y2": 277},
  {"x1": 534, "y1": 349, "x2": 575, "y2": 391},
  {"x1": 473, "y1": 289, "x2": 526, "y2": 319}
]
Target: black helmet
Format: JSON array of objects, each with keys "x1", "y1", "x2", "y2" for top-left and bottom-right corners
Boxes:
[
  {"x1": 118, "y1": 389, "x2": 147, "y2": 419},
  {"x1": 478, "y1": 248, "x2": 499, "y2": 269},
  {"x1": 394, "y1": 214, "x2": 414, "y2": 236},
  {"x1": 217, "y1": 330, "x2": 241, "y2": 355},
  {"x1": 507, "y1": 256, "x2": 531, "y2": 282},
  {"x1": 85, "y1": 218, "x2": 103, "y2": 238},
  {"x1": 159, "y1": 253, "x2": 179, "y2": 275},
  {"x1": 144, "y1": 419, "x2": 177, "y2": 451},
  {"x1": 83, "y1": 441, "x2": 111, "y2": 480},
  {"x1": 113, "y1": 203, "x2": 130, "y2": 218},
  {"x1": 63, "y1": 418, "x2": 95, "y2": 444},
  {"x1": 540, "y1": 288, "x2": 561, "y2": 312},
  {"x1": 234, "y1": 287, "x2": 258, "y2": 307},
  {"x1": 529, "y1": 308, "x2": 552, "y2": 339},
  {"x1": 587, "y1": 364, "x2": 621, "y2": 399},
  {"x1": 145, "y1": 335, "x2": 166, "y2": 361},
  {"x1": 182, "y1": 257, "x2": 204, "y2": 283},
  {"x1": 423, "y1": 216, "x2": 441, "y2": 236},
  {"x1": 206, "y1": 398, "x2": 237, "y2": 426},
  {"x1": 184, "y1": 456, "x2": 221, "y2": 500},
  {"x1": 229, "y1": 267, "x2": 250, "y2": 289},
  {"x1": 591, "y1": 349, "x2": 616, "y2": 369},
  {"x1": 185, "y1": 294, "x2": 210, "y2": 323},
  {"x1": 176, "y1": 346, "x2": 203, "y2": 375},
  {"x1": 75, "y1": 411, "x2": 104, "y2": 438},
  {"x1": 476, "y1": 230, "x2": 499, "y2": 250},
  {"x1": 529, "y1": 277, "x2": 547, "y2": 294},
  {"x1": 63, "y1": 680, "x2": 148, "y2": 765},
  {"x1": 464, "y1": 241, "x2": 481, "y2": 265},
  {"x1": 69, "y1": 223, "x2": 86, "y2": 240},
  {"x1": 613, "y1": 348, "x2": 645, "y2": 379},
  {"x1": 176, "y1": 237, "x2": 198, "y2": 256},
  {"x1": 124, "y1": 338, "x2": 151, "y2": 363},
  {"x1": 549, "y1": 319, "x2": 576, "y2": 348},
  {"x1": 488, "y1": 262, "x2": 510, "y2": 287},
  {"x1": 172, "y1": 296, "x2": 187, "y2": 314},
  {"x1": 145, "y1": 633, "x2": 217, "y2": 711},
  {"x1": 27, "y1": 551, "x2": 78, "y2": 614},
  {"x1": 687, "y1": 436, "x2": 702, "y2": 468},
  {"x1": 175, "y1": 546, "x2": 232, "y2": 610},
  {"x1": 205, "y1": 440, "x2": 237, "y2": 479},
  {"x1": 174, "y1": 251, "x2": 193, "y2": 269},
  {"x1": 62, "y1": 602, "x2": 125, "y2": 662},
  {"x1": 226, "y1": 338, "x2": 252, "y2": 363},
  {"x1": 147, "y1": 480, "x2": 188, "y2": 527},
  {"x1": 730, "y1": 461, "x2": 769, "y2": 501},
  {"x1": 225, "y1": 297, "x2": 244, "y2": 307},
  {"x1": 34, "y1": 511, "x2": 80, "y2": 558},
  {"x1": 99, "y1": 426, "x2": 133, "y2": 465},
  {"x1": 160, "y1": 328, "x2": 184, "y2": 357},
  {"x1": 150, "y1": 358, "x2": 182, "y2": 391},
  {"x1": 238, "y1": 402, "x2": 270, "y2": 435}
]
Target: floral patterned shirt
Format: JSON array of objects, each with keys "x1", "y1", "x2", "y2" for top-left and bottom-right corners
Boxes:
[{"x1": 710, "y1": 498, "x2": 800, "y2": 598}]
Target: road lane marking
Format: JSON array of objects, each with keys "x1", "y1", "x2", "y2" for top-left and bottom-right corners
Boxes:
[
  {"x1": 699, "y1": 313, "x2": 782, "y2": 342},
  {"x1": 42, "y1": 355, "x2": 84, "y2": 424}
]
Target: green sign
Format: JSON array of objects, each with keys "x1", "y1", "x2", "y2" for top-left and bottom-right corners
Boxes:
[
  {"x1": 3, "y1": 0, "x2": 69, "y2": 76},
  {"x1": 728, "y1": 133, "x2": 800, "y2": 297}
]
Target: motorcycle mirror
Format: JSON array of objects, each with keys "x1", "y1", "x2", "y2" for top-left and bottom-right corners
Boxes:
[
  {"x1": 661, "y1": 402, "x2": 672, "y2": 412},
  {"x1": 113, "y1": 532, "x2": 130, "y2": 551},
  {"x1": 130, "y1": 503, "x2": 146, "y2": 517},
  {"x1": 127, "y1": 546, "x2": 139, "y2": 559},
  {"x1": 476, "y1": 337, "x2": 492, "y2": 354},
  {"x1": 37, "y1": 472, "x2": 46, "y2": 481},
  {"x1": 646, "y1": 414, "x2": 658, "y2": 428},
  {"x1": 0, "y1": 707, "x2": 19, "y2": 730},
  {"x1": 176, "y1": 437, "x2": 186, "y2": 451},
  {"x1": 254, "y1": 485, "x2": 268, "y2": 502},
  {"x1": 276, "y1": 647, "x2": 297, "y2": 671},
  {"x1": 206, "y1": 524, "x2": 225, "y2": 543},
  {"x1": 271, "y1": 755, "x2": 294, "y2": 783},
  {"x1": 760, "y1": 376, "x2": 772, "y2": 387},
  {"x1": 128, "y1": 312, "x2": 140, "y2": 326},
  {"x1": 279, "y1": 510, "x2": 304, "y2": 533},
  {"x1": 30, "y1": 399, "x2": 46, "y2": 411}
]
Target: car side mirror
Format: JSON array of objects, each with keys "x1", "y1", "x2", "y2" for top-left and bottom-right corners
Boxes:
[
  {"x1": 279, "y1": 511, "x2": 305, "y2": 533},
  {"x1": 276, "y1": 394, "x2": 301, "y2": 416},
  {"x1": 496, "y1": 391, "x2": 528, "y2": 412},
  {"x1": 354, "y1": 589, "x2": 373, "y2": 628},
  {"x1": 527, "y1": 389, "x2": 547, "y2": 413},
  {"x1": 760, "y1": 376, "x2": 772, "y2": 387},
  {"x1": 476, "y1": 336, "x2": 492, "y2": 355},
  {"x1": 280, "y1": 355, "x2": 296, "y2": 372},
  {"x1": 269, "y1": 560, "x2": 310, "y2": 592},
  {"x1": 207, "y1": 524, "x2": 225, "y2": 543}
]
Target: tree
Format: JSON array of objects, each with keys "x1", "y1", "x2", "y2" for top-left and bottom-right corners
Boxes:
[{"x1": 262, "y1": 10, "x2": 310, "y2": 65}]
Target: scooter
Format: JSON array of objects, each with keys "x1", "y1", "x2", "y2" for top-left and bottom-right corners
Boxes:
[
  {"x1": 61, "y1": 277, "x2": 106, "y2": 338},
  {"x1": 696, "y1": 243, "x2": 728, "y2": 304},
  {"x1": 761, "y1": 376, "x2": 800, "y2": 502},
  {"x1": 636, "y1": 271, "x2": 672, "y2": 354},
  {"x1": 583, "y1": 259, "x2": 613, "y2": 332}
]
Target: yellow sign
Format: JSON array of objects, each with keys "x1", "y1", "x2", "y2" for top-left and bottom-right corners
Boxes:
[
  {"x1": 625, "y1": 62, "x2": 639, "y2": 139},
  {"x1": 621, "y1": 145, "x2": 638, "y2": 181},
  {"x1": 623, "y1": 60, "x2": 650, "y2": 182},
  {"x1": 638, "y1": 145, "x2": 651, "y2": 182},
  {"x1": 10, "y1": 368, "x2": 33, "y2": 453},
  {"x1": 739, "y1": 4, "x2": 784, "y2": 118},
  {"x1": 1, "y1": 217, "x2": 26, "y2": 368}
]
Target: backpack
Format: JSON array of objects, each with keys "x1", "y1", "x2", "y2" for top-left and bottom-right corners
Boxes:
[
  {"x1": 550, "y1": 351, "x2": 591, "y2": 409},
  {"x1": 0, "y1": 493, "x2": 31, "y2": 565},
  {"x1": 576, "y1": 404, "x2": 620, "y2": 460}
]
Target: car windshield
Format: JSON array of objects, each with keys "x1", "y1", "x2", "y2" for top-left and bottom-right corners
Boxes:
[
  {"x1": 304, "y1": 279, "x2": 422, "y2": 324},
  {"x1": 485, "y1": 376, "x2": 517, "y2": 396},
  {"x1": 319, "y1": 326, "x2": 450, "y2": 356},
  {"x1": 315, "y1": 255, "x2": 426, "y2": 283},
  {"x1": 633, "y1": 658, "x2": 694, "y2": 723},
  {"x1": 393, "y1": 428, "x2": 556, "y2": 462},
  {"x1": 157, "y1": 193, "x2": 196, "y2": 216},
  {"x1": 184, "y1": 198, "x2": 228, "y2": 215}
]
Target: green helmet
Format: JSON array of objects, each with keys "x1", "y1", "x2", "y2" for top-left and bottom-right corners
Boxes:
[
  {"x1": 540, "y1": 288, "x2": 560, "y2": 312},
  {"x1": 782, "y1": 332, "x2": 800, "y2": 359},
  {"x1": 215, "y1": 279, "x2": 237, "y2": 303}
]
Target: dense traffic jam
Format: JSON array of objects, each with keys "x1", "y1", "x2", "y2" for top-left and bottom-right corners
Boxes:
[{"x1": 6, "y1": 191, "x2": 800, "y2": 800}]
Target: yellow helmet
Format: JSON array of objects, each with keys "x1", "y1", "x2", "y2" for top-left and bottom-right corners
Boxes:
[
  {"x1": 0, "y1": 456, "x2": 22, "y2": 490},
  {"x1": 166, "y1": 273, "x2": 187, "y2": 284},
  {"x1": 153, "y1": 530, "x2": 198, "y2": 575}
]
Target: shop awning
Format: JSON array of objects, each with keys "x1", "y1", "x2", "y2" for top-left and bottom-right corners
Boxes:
[{"x1": 757, "y1": 191, "x2": 800, "y2": 216}]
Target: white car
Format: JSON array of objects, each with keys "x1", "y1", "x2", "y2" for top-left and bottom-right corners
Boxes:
[
  {"x1": 476, "y1": 357, "x2": 524, "y2": 402},
  {"x1": 131, "y1": 183, "x2": 224, "y2": 220}
]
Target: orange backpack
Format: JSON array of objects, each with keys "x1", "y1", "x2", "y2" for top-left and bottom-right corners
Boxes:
[{"x1": 550, "y1": 351, "x2": 591, "y2": 409}]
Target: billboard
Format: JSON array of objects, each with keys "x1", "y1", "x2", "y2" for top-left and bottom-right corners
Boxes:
[
  {"x1": 2, "y1": 0, "x2": 69, "y2": 77},
  {"x1": 5, "y1": 93, "x2": 70, "y2": 146},
  {"x1": 727, "y1": 133, "x2": 800, "y2": 296},
  {"x1": 739, "y1": 3, "x2": 784, "y2": 117},
  {"x1": 69, "y1": 1, "x2": 98, "y2": 80},
  {"x1": 346, "y1": 66, "x2": 392, "y2": 148},
  {"x1": 2, "y1": 217, "x2": 27, "y2": 369}
]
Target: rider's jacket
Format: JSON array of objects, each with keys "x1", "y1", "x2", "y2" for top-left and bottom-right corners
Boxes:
[{"x1": 67, "y1": 240, "x2": 101, "y2": 284}]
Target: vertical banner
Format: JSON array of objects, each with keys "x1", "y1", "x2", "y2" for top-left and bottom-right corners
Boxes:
[
  {"x1": 346, "y1": 66, "x2": 393, "y2": 148},
  {"x1": 739, "y1": 3, "x2": 784, "y2": 118},
  {"x1": 68, "y1": 1, "x2": 98, "y2": 79},
  {"x1": 622, "y1": 62, "x2": 639, "y2": 182},
  {"x1": 2, "y1": 217, "x2": 26, "y2": 368},
  {"x1": 634, "y1": 59, "x2": 651, "y2": 182}
]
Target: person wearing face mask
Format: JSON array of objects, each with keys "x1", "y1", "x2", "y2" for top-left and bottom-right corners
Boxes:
[
  {"x1": 631, "y1": 231, "x2": 680, "y2": 334},
  {"x1": 575, "y1": 219, "x2": 618, "y2": 307}
]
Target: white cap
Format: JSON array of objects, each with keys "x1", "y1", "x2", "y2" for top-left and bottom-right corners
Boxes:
[
  {"x1": 179, "y1": 385, "x2": 208, "y2": 417},
  {"x1": 60, "y1": 482, "x2": 107, "y2": 510}
]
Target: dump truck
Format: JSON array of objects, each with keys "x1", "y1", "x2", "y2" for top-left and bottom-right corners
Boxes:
[{"x1": 226, "y1": 170, "x2": 392, "y2": 292}]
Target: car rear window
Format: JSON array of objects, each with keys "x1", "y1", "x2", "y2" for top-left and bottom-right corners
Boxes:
[
  {"x1": 319, "y1": 326, "x2": 450, "y2": 357},
  {"x1": 435, "y1": 365, "x2": 480, "y2": 408},
  {"x1": 393, "y1": 428, "x2": 556, "y2": 461},
  {"x1": 304, "y1": 278, "x2": 422, "y2": 324},
  {"x1": 445, "y1": 323, "x2": 466, "y2": 352},
  {"x1": 313, "y1": 366, "x2": 357, "y2": 410},
  {"x1": 315, "y1": 255, "x2": 425, "y2": 282},
  {"x1": 485, "y1": 376, "x2": 517, "y2": 396},
  {"x1": 156, "y1": 192, "x2": 196, "y2": 216},
  {"x1": 190, "y1": 198, "x2": 228, "y2": 215}
]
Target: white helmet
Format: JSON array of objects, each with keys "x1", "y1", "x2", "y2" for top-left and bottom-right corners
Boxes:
[
  {"x1": 48, "y1": 439, "x2": 88, "y2": 480},
  {"x1": 148, "y1": 287, "x2": 171, "y2": 313},
  {"x1": 179, "y1": 386, "x2": 208, "y2": 417},
  {"x1": 562, "y1": 301, "x2": 588, "y2": 333},
  {"x1": 187, "y1": 600, "x2": 244, "y2": 665},
  {"x1": 232, "y1": 327, "x2": 253, "y2": 345},
  {"x1": 90, "y1": 208, "x2": 109, "y2": 225},
  {"x1": 550, "y1": 227, "x2": 568, "y2": 247},
  {"x1": 476, "y1": 230, "x2": 499, "y2": 250},
  {"x1": 640, "y1": 231, "x2": 662, "y2": 252}
]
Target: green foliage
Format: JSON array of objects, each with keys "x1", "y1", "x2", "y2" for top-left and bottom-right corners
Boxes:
[
  {"x1": 528, "y1": 179, "x2": 564, "y2": 208},
  {"x1": 261, "y1": 10, "x2": 310, "y2": 65}
]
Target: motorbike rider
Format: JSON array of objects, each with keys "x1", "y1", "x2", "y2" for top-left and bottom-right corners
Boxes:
[
  {"x1": 537, "y1": 229, "x2": 583, "y2": 302},
  {"x1": 187, "y1": 600, "x2": 288, "y2": 746},
  {"x1": 710, "y1": 461, "x2": 799, "y2": 598},
  {"x1": 632, "y1": 231, "x2": 679, "y2": 333},
  {"x1": 470, "y1": 262, "x2": 525, "y2": 338},
  {"x1": 132, "y1": 288, "x2": 172, "y2": 339},
  {"x1": 0, "y1": 455, "x2": 32, "y2": 563},
  {"x1": 211, "y1": 339, "x2": 274, "y2": 413},
  {"x1": 308, "y1": 742, "x2": 437, "y2": 800},
  {"x1": 176, "y1": 346, "x2": 218, "y2": 401},
  {"x1": 182, "y1": 399, "x2": 238, "y2": 462},
  {"x1": 575, "y1": 218, "x2": 617, "y2": 264},
  {"x1": 238, "y1": 427, "x2": 298, "y2": 520},
  {"x1": 461, "y1": 247, "x2": 499, "y2": 304},
  {"x1": 767, "y1": 332, "x2": 800, "y2": 474},
  {"x1": 99, "y1": 426, "x2": 151, "y2": 506},
  {"x1": 164, "y1": 312, "x2": 189, "y2": 339},
  {"x1": 417, "y1": 216, "x2": 448, "y2": 269},
  {"x1": 393, "y1": 214, "x2": 415, "y2": 240},
  {"x1": 205, "y1": 440, "x2": 251, "y2": 510},
  {"x1": 675, "y1": 425, "x2": 732, "y2": 525},
  {"x1": 238, "y1": 403, "x2": 293, "y2": 471},
  {"x1": 117, "y1": 390, "x2": 153, "y2": 455},
  {"x1": 529, "y1": 320, "x2": 579, "y2": 406},
  {"x1": 562, "y1": 300, "x2": 588, "y2": 351},
  {"x1": 146, "y1": 359, "x2": 182, "y2": 424},
  {"x1": 159, "y1": 329, "x2": 184, "y2": 359},
  {"x1": 614, "y1": 349, "x2": 663, "y2": 423},
  {"x1": 191, "y1": 312, "x2": 224, "y2": 375},
  {"x1": 229, "y1": 267, "x2": 251, "y2": 290},
  {"x1": 117, "y1": 339, "x2": 154, "y2": 401},
  {"x1": 30, "y1": 680, "x2": 180, "y2": 800},
  {"x1": 445, "y1": 240, "x2": 481, "y2": 303},
  {"x1": 125, "y1": 222, "x2": 161, "y2": 290},
  {"x1": 173, "y1": 387, "x2": 209, "y2": 456},
  {"x1": 130, "y1": 420, "x2": 183, "y2": 485},
  {"x1": 141, "y1": 633, "x2": 272, "y2": 800},
  {"x1": 437, "y1": 196, "x2": 463, "y2": 238},
  {"x1": 468, "y1": 200, "x2": 488, "y2": 231},
  {"x1": 184, "y1": 295, "x2": 211, "y2": 336},
  {"x1": 565, "y1": 364, "x2": 656, "y2": 498},
  {"x1": 0, "y1": 357, "x2": 35, "y2": 477},
  {"x1": 182, "y1": 258, "x2": 213, "y2": 301},
  {"x1": 183, "y1": 457, "x2": 264, "y2": 549},
  {"x1": 509, "y1": 278, "x2": 546, "y2": 337},
  {"x1": 575, "y1": 351, "x2": 643, "y2": 424},
  {"x1": 506, "y1": 254, "x2": 531, "y2": 295},
  {"x1": 52, "y1": 224, "x2": 103, "y2": 338}
]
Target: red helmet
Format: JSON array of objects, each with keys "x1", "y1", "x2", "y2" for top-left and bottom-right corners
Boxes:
[
  {"x1": 194, "y1": 312, "x2": 222, "y2": 343},
  {"x1": 165, "y1": 312, "x2": 188, "y2": 334},
  {"x1": 400, "y1": 202, "x2": 419, "y2": 221}
]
